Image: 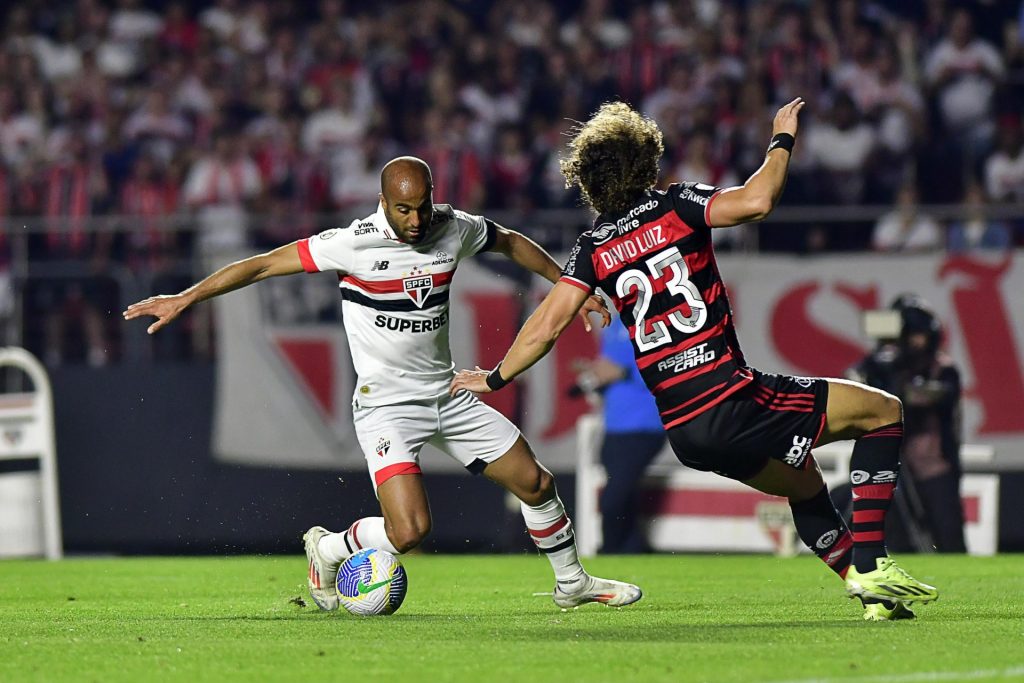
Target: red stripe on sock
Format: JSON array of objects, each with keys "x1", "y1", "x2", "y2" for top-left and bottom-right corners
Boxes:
[
  {"x1": 852, "y1": 483, "x2": 895, "y2": 500},
  {"x1": 853, "y1": 530, "x2": 885, "y2": 543},
  {"x1": 853, "y1": 509, "x2": 886, "y2": 523},
  {"x1": 350, "y1": 521, "x2": 362, "y2": 550},
  {"x1": 528, "y1": 514, "x2": 569, "y2": 538}
]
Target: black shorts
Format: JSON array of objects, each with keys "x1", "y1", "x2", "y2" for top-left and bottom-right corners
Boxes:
[{"x1": 666, "y1": 369, "x2": 829, "y2": 481}]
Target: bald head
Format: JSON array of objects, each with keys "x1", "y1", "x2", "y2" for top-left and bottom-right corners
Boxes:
[
  {"x1": 380, "y1": 156, "x2": 432, "y2": 197},
  {"x1": 379, "y1": 156, "x2": 434, "y2": 243}
]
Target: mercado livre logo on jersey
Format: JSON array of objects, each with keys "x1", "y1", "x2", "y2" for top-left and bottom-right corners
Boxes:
[{"x1": 403, "y1": 267, "x2": 433, "y2": 308}]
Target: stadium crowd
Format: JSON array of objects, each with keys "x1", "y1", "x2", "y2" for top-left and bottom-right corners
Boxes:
[{"x1": 1, "y1": 0, "x2": 1023, "y2": 363}]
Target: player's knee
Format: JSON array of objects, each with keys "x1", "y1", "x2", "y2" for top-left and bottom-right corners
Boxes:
[
  {"x1": 389, "y1": 519, "x2": 431, "y2": 553},
  {"x1": 869, "y1": 391, "x2": 903, "y2": 430},
  {"x1": 518, "y1": 467, "x2": 555, "y2": 507}
]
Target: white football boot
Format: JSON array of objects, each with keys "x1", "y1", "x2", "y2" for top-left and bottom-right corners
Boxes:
[
  {"x1": 303, "y1": 526, "x2": 339, "y2": 611},
  {"x1": 552, "y1": 574, "x2": 643, "y2": 609}
]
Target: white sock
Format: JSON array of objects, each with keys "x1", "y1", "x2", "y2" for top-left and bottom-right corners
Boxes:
[
  {"x1": 317, "y1": 517, "x2": 400, "y2": 565},
  {"x1": 521, "y1": 497, "x2": 586, "y2": 585}
]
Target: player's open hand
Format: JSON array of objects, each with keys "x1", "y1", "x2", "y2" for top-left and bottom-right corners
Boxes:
[
  {"x1": 449, "y1": 366, "x2": 492, "y2": 397},
  {"x1": 122, "y1": 294, "x2": 190, "y2": 334},
  {"x1": 578, "y1": 294, "x2": 611, "y2": 332},
  {"x1": 772, "y1": 97, "x2": 805, "y2": 138}
]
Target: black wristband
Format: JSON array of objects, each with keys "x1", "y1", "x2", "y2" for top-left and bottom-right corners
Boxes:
[
  {"x1": 767, "y1": 133, "x2": 795, "y2": 154},
  {"x1": 485, "y1": 364, "x2": 512, "y2": 391}
]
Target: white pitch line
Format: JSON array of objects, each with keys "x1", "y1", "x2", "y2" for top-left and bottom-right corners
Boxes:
[{"x1": 766, "y1": 665, "x2": 1024, "y2": 683}]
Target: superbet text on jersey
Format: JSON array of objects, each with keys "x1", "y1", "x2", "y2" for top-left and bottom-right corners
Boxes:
[
  {"x1": 297, "y1": 203, "x2": 496, "y2": 407},
  {"x1": 560, "y1": 182, "x2": 753, "y2": 428}
]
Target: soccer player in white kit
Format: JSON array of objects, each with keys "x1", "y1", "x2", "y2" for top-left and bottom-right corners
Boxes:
[{"x1": 124, "y1": 157, "x2": 642, "y2": 612}]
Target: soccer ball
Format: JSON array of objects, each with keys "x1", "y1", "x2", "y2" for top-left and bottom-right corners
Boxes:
[{"x1": 336, "y1": 548, "x2": 408, "y2": 616}]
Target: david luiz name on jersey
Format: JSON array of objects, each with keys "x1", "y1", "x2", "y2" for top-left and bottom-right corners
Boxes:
[
  {"x1": 656, "y1": 343, "x2": 716, "y2": 373},
  {"x1": 597, "y1": 224, "x2": 667, "y2": 270},
  {"x1": 373, "y1": 311, "x2": 449, "y2": 333}
]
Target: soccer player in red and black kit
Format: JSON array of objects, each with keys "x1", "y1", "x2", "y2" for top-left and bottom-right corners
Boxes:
[{"x1": 451, "y1": 99, "x2": 939, "y2": 621}]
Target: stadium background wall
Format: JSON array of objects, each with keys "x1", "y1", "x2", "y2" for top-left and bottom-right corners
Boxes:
[{"x1": 48, "y1": 362, "x2": 1024, "y2": 554}]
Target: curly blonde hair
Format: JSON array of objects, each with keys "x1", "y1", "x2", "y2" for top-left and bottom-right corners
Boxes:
[{"x1": 560, "y1": 102, "x2": 664, "y2": 216}]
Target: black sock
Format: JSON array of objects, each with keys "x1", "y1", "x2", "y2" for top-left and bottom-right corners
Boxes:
[
  {"x1": 790, "y1": 486, "x2": 853, "y2": 578},
  {"x1": 850, "y1": 422, "x2": 902, "y2": 573}
]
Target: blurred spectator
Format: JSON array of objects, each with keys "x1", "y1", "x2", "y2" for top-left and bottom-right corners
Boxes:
[
  {"x1": 873, "y1": 185, "x2": 942, "y2": 253},
  {"x1": 120, "y1": 154, "x2": 181, "y2": 271},
  {"x1": 31, "y1": 16, "x2": 83, "y2": 82},
  {"x1": 609, "y1": 4, "x2": 676, "y2": 104},
  {"x1": 183, "y1": 131, "x2": 261, "y2": 262},
  {"x1": 924, "y1": 9, "x2": 1005, "y2": 156},
  {"x1": 984, "y1": 118, "x2": 1024, "y2": 202},
  {"x1": 487, "y1": 124, "x2": 532, "y2": 210},
  {"x1": 415, "y1": 107, "x2": 485, "y2": 210},
  {"x1": 109, "y1": 0, "x2": 164, "y2": 44},
  {"x1": 668, "y1": 132, "x2": 742, "y2": 250},
  {"x1": 331, "y1": 127, "x2": 397, "y2": 210},
  {"x1": 122, "y1": 90, "x2": 191, "y2": 166},
  {"x1": 302, "y1": 77, "x2": 370, "y2": 187},
  {"x1": 29, "y1": 134, "x2": 115, "y2": 367},
  {"x1": 560, "y1": 0, "x2": 630, "y2": 51},
  {"x1": 863, "y1": 40, "x2": 927, "y2": 202},
  {"x1": 458, "y1": 40, "x2": 525, "y2": 152},
  {"x1": 803, "y1": 92, "x2": 875, "y2": 205},
  {"x1": 265, "y1": 27, "x2": 308, "y2": 89},
  {"x1": 199, "y1": 0, "x2": 240, "y2": 42},
  {"x1": 832, "y1": 19, "x2": 880, "y2": 112},
  {"x1": 947, "y1": 183, "x2": 1013, "y2": 253},
  {"x1": 0, "y1": 86, "x2": 45, "y2": 168},
  {"x1": 641, "y1": 59, "x2": 696, "y2": 133},
  {"x1": 160, "y1": 2, "x2": 199, "y2": 54}
]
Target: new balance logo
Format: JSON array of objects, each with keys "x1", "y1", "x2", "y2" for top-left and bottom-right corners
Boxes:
[{"x1": 371, "y1": 260, "x2": 390, "y2": 271}]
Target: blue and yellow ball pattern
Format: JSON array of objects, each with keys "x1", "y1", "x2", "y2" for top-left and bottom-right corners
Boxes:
[{"x1": 336, "y1": 548, "x2": 408, "y2": 616}]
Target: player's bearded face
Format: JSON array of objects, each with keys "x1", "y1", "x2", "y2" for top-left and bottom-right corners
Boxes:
[{"x1": 382, "y1": 185, "x2": 434, "y2": 244}]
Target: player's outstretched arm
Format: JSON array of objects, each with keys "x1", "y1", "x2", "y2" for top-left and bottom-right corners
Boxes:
[
  {"x1": 122, "y1": 241, "x2": 305, "y2": 334},
  {"x1": 449, "y1": 281, "x2": 589, "y2": 396},
  {"x1": 708, "y1": 97, "x2": 805, "y2": 228},
  {"x1": 490, "y1": 222, "x2": 610, "y2": 331}
]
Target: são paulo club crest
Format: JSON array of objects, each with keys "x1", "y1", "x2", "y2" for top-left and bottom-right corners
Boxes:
[
  {"x1": 376, "y1": 436, "x2": 391, "y2": 458},
  {"x1": 403, "y1": 267, "x2": 433, "y2": 308}
]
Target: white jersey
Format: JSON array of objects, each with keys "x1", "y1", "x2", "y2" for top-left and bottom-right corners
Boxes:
[{"x1": 297, "y1": 202, "x2": 496, "y2": 407}]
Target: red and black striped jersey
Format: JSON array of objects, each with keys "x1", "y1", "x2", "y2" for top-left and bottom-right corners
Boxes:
[{"x1": 560, "y1": 182, "x2": 753, "y2": 428}]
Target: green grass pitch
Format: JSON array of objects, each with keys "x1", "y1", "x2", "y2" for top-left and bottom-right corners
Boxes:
[{"x1": 2, "y1": 554, "x2": 1022, "y2": 683}]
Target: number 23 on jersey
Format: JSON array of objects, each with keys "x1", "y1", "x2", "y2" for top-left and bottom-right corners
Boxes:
[{"x1": 615, "y1": 245, "x2": 707, "y2": 352}]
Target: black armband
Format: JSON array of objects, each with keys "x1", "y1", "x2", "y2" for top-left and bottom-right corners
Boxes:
[
  {"x1": 485, "y1": 363, "x2": 512, "y2": 391},
  {"x1": 767, "y1": 133, "x2": 795, "y2": 155}
]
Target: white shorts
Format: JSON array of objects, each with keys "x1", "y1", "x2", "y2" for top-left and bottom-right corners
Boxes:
[{"x1": 352, "y1": 390, "x2": 521, "y2": 491}]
